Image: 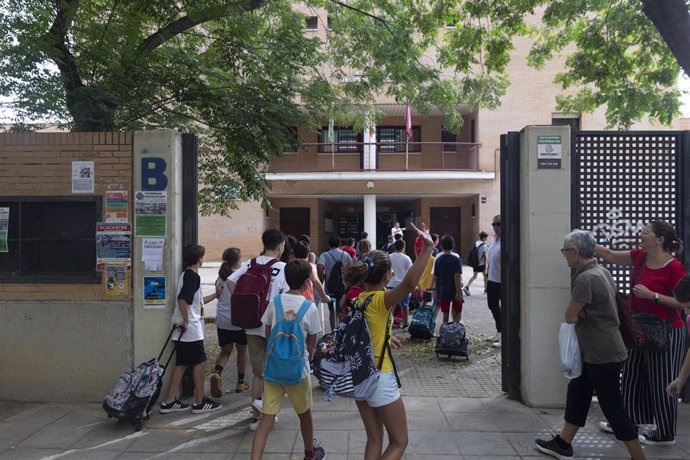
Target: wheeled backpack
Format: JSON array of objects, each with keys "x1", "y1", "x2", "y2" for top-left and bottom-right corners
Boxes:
[
  {"x1": 408, "y1": 305, "x2": 436, "y2": 340},
  {"x1": 103, "y1": 326, "x2": 178, "y2": 431},
  {"x1": 435, "y1": 321, "x2": 469, "y2": 359}
]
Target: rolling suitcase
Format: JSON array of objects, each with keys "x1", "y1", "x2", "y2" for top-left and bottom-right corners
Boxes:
[
  {"x1": 435, "y1": 321, "x2": 469, "y2": 359},
  {"x1": 408, "y1": 305, "x2": 435, "y2": 340},
  {"x1": 103, "y1": 326, "x2": 178, "y2": 431}
]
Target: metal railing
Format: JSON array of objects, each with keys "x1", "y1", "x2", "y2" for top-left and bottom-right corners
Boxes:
[{"x1": 268, "y1": 141, "x2": 481, "y2": 172}]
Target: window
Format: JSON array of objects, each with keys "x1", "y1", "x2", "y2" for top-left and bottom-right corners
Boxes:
[
  {"x1": 376, "y1": 126, "x2": 421, "y2": 153},
  {"x1": 552, "y1": 113, "x2": 580, "y2": 132},
  {"x1": 441, "y1": 129, "x2": 457, "y2": 152},
  {"x1": 0, "y1": 197, "x2": 101, "y2": 283},
  {"x1": 305, "y1": 16, "x2": 318, "y2": 30},
  {"x1": 318, "y1": 127, "x2": 362, "y2": 153},
  {"x1": 327, "y1": 16, "x2": 334, "y2": 30}
]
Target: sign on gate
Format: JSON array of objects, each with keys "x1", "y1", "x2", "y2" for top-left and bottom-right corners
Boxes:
[{"x1": 536, "y1": 135, "x2": 562, "y2": 169}]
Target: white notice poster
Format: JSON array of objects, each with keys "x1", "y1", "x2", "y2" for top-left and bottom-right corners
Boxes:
[{"x1": 72, "y1": 161, "x2": 95, "y2": 193}]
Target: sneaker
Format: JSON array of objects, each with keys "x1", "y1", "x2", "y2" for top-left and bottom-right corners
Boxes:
[
  {"x1": 639, "y1": 430, "x2": 675, "y2": 446},
  {"x1": 159, "y1": 399, "x2": 190, "y2": 414},
  {"x1": 598, "y1": 421, "x2": 614, "y2": 434},
  {"x1": 463, "y1": 286, "x2": 470, "y2": 296},
  {"x1": 487, "y1": 332, "x2": 501, "y2": 342},
  {"x1": 235, "y1": 382, "x2": 250, "y2": 393},
  {"x1": 492, "y1": 341, "x2": 501, "y2": 349},
  {"x1": 191, "y1": 397, "x2": 222, "y2": 414},
  {"x1": 251, "y1": 398, "x2": 263, "y2": 413},
  {"x1": 249, "y1": 416, "x2": 261, "y2": 431},
  {"x1": 534, "y1": 435, "x2": 573, "y2": 459},
  {"x1": 305, "y1": 439, "x2": 326, "y2": 460},
  {"x1": 210, "y1": 373, "x2": 223, "y2": 398}
]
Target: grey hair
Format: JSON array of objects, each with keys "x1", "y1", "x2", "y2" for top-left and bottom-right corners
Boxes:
[{"x1": 563, "y1": 230, "x2": 596, "y2": 258}]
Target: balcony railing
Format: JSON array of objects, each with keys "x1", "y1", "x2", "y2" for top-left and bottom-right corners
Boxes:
[{"x1": 267, "y1": 141, "x2": 481, "y2": 173}]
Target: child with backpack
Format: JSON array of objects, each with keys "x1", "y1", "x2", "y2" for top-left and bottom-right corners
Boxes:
[
  {"x1": 342, "y1": 223, "x2": 433, "y2": 460},
  {"x1": 228, "y1": 229, "x2": 289, "y2": 430},
  {"x1": 160, "y1": 244, "x2": 222, "y2": 414},
  {"x1": 210, "y1": 247, "x2": 250, "y2": 398},
  {"x1": 251, "y1": 259, "x2": 325, "y2": 460}
]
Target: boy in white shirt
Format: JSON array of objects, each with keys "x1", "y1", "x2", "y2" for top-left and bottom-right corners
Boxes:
[{"x1": 250, "y1": 259, "x2": 325, "y2": 460}]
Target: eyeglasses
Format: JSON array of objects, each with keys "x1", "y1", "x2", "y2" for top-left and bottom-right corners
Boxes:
[
  {"x1": 491, "y1": 223, "x2": 501, "y2": 227},
  {"x1": 560, "y1": 248, "x2": 575, "y2": 254}
]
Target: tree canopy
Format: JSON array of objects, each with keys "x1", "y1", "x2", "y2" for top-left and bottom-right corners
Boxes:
[{"x1": 0, "y1": 0, "x2": 686, "y2": 214}]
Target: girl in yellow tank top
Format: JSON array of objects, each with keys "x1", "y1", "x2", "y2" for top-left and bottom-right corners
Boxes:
[{"x1": 342, "y1": 223, "x2": 434, "y2": 460}]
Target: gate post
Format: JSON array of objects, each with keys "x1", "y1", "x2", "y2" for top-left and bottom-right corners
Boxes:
[{"x1": 518, "y1": 126, "x2": 572, "y2": 407}]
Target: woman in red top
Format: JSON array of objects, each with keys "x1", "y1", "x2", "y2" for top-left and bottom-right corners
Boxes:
[{"x1": 596, "y1": 220, "x2": 686, "y2": 446}]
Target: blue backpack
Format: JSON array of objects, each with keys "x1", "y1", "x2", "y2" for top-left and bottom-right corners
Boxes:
[{"x1": 262, "y1": 296, "x2": 312, "y2": 385}]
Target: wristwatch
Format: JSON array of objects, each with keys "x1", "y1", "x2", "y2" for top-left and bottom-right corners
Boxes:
[{"x1": 653, "y1": 292, "x2": 660, "y2": 304}]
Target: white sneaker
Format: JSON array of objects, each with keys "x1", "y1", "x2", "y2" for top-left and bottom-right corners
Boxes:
[
  {"x1": 249, "y1": 416, "x2": 261, "y2": 431},
  {"x1": 487, "y1": 332, "x2": 501, "y2": 342},
  {"x1": 251, "y1": 398, "x2": 263, "y2": 413},
  {"x1": 598, "y1": 421, "x2": 614, "y2": 433},
  {"x1": 492, "y1": 341, "x2": 501, "y2": 349}
]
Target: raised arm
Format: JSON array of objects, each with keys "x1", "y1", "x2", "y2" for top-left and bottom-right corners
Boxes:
[
  {"x1": 384, "y1": 223, "x2": 433, "y2": 309},
  {"x1": 595, "y1": 244, "x2": 632, "y2": 266}
]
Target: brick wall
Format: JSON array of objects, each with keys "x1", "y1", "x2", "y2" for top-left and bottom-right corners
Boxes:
[{"x1": 0, "y1": 132, "x2": 133, "y2": 300}]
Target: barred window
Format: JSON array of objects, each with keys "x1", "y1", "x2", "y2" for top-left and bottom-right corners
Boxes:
[
  {"x1": 318, "y1": 127, "x2": 362, "y2": 153},
  {"x1": 377, "y1": 126, "x2": 421, "y2": 153}
]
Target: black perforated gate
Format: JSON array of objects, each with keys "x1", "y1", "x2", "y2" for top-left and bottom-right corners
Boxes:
[{"x1": 572, "y1": 131, "x2": 690, "y2": 290}]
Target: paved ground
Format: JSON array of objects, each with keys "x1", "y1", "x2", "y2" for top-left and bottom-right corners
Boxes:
[{"x1": 2, "y1": 267, "x2": 690, "y2": 459}]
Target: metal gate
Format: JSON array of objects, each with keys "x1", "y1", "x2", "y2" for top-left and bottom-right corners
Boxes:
[
  {"x1": 572, "y1": 131, "x2": 690, "y2": 288},
  {"x1": 499, "y1": 129, "x2": 690, "y2": 402}
]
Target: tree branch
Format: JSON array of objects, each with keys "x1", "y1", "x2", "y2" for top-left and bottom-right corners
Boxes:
[
  {"x1": 47, "y1": 0, "x2": 83, "y2": 90},
  {"x1": 641, "y1": 0, "x2": 690, "y2": 77},
  {"x1": 140, "y1": 0, "x2": 270, "y2": 56}
]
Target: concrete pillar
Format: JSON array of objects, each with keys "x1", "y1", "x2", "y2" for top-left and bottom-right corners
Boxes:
[
  {"x1": 364, "y1": 194, "x2": 377, "y2": 245},
  {"x1": 363, "y1": 117, "x2": 377, "y2": 170},
  {"x1": 132, "y1": 130, "x2": 184, "y2": 365},
  {"x1": 519, "y1": 125, "x2": 572, "y2": 407}
]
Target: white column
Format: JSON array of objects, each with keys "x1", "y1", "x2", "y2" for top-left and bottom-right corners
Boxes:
[
  {"x1": 363, "y1": 117, "x2": 376, "y2": 170},
  {"x1": 363, "y1": 194, "x2": 377, "y2": 244}
]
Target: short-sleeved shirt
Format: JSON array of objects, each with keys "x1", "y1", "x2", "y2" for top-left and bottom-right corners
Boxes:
[
  {"x1": 388, "y1": 252, "x2": 413, "y2": 288},
  {"x1": 475, "y1": 240, "x2": 487, "y2": 267},
  {"x1": 229, "y1": 256, "x2": 289, "y2": 337},
  {"x1": 340, "y1": 245, "x2": 356, "y2": 259},
  {"x1": 171, "y1": 269, "x2": 204, "y2": 342},
  {"x1": 215, "y1": 276, "x2": 241, "y2": 331},
  {"x1": 358, "y1": 291, "x2": 393, "y2": 372},
  {"x1": 571, "y1": 262, "x2": 628, "y2": 364},
  {"x1": 302, "y1": 262, "x2": 318, "y2": 302},
  {"x1": 434, "y1": 253, "x2": 463, "y2": 299},
  {"x1": 630, "y1": 249, "x2": 687, "y2": 328},
  {"x1": 318, "y1": 248, "x2": 353, "y2": 293},
  {"x1": 486, "y1": 238, "x2": 501, "y2": 283},
  {"x1": 261, "y1": 293, "x2": 322, "y2": 379},
  {"x1": 417, "y1": 255, "x2": 436, "y2": 292}
]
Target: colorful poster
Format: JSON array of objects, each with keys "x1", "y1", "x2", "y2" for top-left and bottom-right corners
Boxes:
[
  {"x1": 144, "y1": 276, "x2": 166, "y2": 309},
  {"x1": 104, "y1": 263, "x2": 129, "y2": 297},
  {"x1": 0, "y1": 207, "x2": 8, "y2": 252},
  {"x1": 72, "y1": 161, "x2": 94, "y2": 193},
  {"x1": 96, "y1": 223, "x2": 132, "y2": 270},
  {"x1": 134, "y1": 191, "x2": 167, "y2": 237},
  {"x1": 105, "y1": 191, "x2": 129, "y2": 223}
]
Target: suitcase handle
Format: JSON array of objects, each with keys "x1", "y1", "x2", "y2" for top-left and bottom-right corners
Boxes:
[{"x1": 158, "y1": 325, "x2": 184, "y2": 372}]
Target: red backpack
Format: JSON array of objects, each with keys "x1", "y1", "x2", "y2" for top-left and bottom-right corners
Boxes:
[{"x1": 231, "y1": 258, "x2": 279, "y2": 329}]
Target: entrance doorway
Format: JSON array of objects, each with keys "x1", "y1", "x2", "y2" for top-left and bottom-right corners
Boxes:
[
  {"x1": 280, "y1": 207, "x2": 310, "y2": 239},
  {"x1": 430, "y1": 207, "x2": 461, "y2": 253}
]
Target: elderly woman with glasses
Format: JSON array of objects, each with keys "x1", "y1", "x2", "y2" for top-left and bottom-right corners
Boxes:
[
  {"x1": 535, "y1": 230, "x2": 646, "y2": 460},
  {"x1": 595, "y1": 220, "x2": 686, "y2": 446}
]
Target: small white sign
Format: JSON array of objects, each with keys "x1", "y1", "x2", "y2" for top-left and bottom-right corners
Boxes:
[{"x1": 72, "y1": 161, "x2": 94, "y2": 193}]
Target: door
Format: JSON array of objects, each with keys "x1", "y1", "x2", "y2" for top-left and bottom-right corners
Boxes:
[
  {"x1": 280, "y1": 207, "x2": 310, "y2": 238},
  {"x1": 429, "y1": 207, "x2": 461, "y2": 252}
]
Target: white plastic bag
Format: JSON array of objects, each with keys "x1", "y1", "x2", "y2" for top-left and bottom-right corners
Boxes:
[{"x1": 559, "y1": 323, "x2": 582, "y2": 379}]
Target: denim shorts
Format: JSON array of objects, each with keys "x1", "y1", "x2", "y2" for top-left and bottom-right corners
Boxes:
[{"x1": 365, "y1": 371, "x2": 400, "y2": 408}]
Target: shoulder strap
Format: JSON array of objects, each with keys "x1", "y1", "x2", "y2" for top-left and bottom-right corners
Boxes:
[
  {"x1": 326, "y1": 251, "x2": 336, "y2": 262},
  {"x1": 273, "y1": 295, "x2": 284, "y2": 320},
  {"x1": 250, "y1": 258, "x2": 257, "y2": 268},
  {"x1": 265, "y1": 258, "x2": 279, "y2": 270},
  {"x1": 295, "y1": 300, "x2": 312, "y2": 323},
  {"x1": 377, "y1": 310, "x2": 402, "y2": 388}
]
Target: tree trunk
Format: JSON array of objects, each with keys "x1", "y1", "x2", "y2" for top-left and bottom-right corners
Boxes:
[{"x1": 642, "y1": 0, "x2": 690, "y2": 77}]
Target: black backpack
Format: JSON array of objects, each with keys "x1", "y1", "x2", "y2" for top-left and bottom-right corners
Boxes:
[
  {"x1": 467, "y1": 243, "x2": 484, "y2": 269},
  {"x1": 325, "y1": 251, "x2": 346, "y2": 297}
]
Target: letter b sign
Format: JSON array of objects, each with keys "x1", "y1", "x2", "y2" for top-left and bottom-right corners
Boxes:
[{"x1": 141, "y1": 157, "x2": 168, "y2": 191}]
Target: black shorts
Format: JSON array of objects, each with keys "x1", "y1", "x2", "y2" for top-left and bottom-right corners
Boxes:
[
  {"x1": 217, "y1": 327, "x2": 248, "y2": 347},
  {"x1": 175, "y1": 340, "x2": 207, "y2": 366},
  {"x1": 473, "y1": 264, "x2": 486, "y2": 274}
]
